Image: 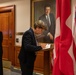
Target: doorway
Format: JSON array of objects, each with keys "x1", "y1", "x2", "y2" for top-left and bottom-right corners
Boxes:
[{"x1": 0, "y1": 5, "x2": 15, "y2": 65}]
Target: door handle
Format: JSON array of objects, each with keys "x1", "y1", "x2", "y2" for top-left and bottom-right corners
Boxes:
[{"x1": 9, "y1": 34, "x2": 12, "y2": 38}]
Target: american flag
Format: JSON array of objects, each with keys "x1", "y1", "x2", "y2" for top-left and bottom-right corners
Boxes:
[{"x1": 53, "y1": 0, "x2": 76, "y2": 75}]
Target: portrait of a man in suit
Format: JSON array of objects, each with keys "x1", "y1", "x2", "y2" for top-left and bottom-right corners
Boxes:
[
  {"x1": 32, "y1": 0, "x2": 56, "y2": 43},
  {"x1": 39, "y1": 4, "x2": 55, "y2": 43}
]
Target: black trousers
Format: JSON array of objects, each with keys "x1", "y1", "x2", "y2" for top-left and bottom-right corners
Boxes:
[
  {"x1": 19, "y1": 56, "x2": 36, "y2": 75},
  {"x1": 0, "y1": 57, "x2": 3, "y2": 75}
]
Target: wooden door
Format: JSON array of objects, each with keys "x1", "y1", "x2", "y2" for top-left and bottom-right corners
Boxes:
[{"x1": 0, "y1": 5, "x2": 15, "y2": 65}]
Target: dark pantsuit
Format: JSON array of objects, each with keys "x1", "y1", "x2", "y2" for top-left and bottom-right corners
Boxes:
[
  {"x1": 18, "y1": 28, "x2": 42, "y2": 75},
  {"x1": 19, "y1": 59, "x2": 34, "y2": 75},
  {"x1": 19, "y1": 54, "x2": 36, "y2": 75},
  {"x1": 0, "y1": 31, "x2": 3, "y2": 75},
  {"x1": 0, "y1": 57, "x2": 3, "y2": 75}
]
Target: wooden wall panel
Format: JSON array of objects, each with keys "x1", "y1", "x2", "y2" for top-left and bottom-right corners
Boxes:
[
  {"x1": 3, "y1": 46, "x2": 9, "y2": 60},
  {"x1": 15, "y1": 46, "x2": 53, "y2": 73},
  {"x1": 15, "y1": 46, "x2": 20, "y2": 67},
  {"x1": 34, "y1": 51, "x2": 44, "y2": 73}
]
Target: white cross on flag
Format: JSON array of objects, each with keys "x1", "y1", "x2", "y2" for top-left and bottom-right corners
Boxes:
[{"x1": 53, "y1": 0, "x2": 76, "y2": 75}]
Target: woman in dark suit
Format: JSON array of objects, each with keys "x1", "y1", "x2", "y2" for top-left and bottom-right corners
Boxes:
[
  {"x1": 18, "y1": 20, "x2": 47, "y2": 75},
  {"x1": 0, "y1": 31, "x2": 3, "y2": 75}
]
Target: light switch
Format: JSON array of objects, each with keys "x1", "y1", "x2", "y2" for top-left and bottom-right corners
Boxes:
[{"x1": 16, "y1": 38, "x2": 19, "y2": 42}]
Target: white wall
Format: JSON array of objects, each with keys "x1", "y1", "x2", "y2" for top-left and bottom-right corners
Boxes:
[
  {"x1": 72, "y1": 0, "x2": 76, "y2": 75},
  {"x1": 0, "y1": 0, "x2": 30, "y2": 46},
  {"x1": 72, "y1": 0, "x2": 76, "y2": 35}
]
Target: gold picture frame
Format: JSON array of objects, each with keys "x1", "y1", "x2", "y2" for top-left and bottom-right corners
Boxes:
[
  {"x1": 31, "y1": 0, "x2": 56, "y2": 27},
  {"x1": 31, "y1": 0, "x2": 56, "y2": 43}
]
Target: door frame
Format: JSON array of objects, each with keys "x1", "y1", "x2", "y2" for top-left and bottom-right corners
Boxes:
[
  {"x1": 0, "y1": 5, "x2": 15, "y2": 45},
  {"x1": 0, "y1": 5, "x2": 15, "y2": 65}
]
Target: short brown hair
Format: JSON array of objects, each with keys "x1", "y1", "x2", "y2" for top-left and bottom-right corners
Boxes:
[{"x1": 34, "y1": 20, "x2": 47, "y2": 30}]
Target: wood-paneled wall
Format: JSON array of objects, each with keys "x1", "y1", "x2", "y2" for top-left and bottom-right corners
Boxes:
[{"x1": 15, "y1": 46, "x2": 53, "y2": 73}]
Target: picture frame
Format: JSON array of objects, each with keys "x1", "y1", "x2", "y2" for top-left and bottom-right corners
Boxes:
[{"x1": 31, "y1": 0, "x2": 56, "y2": 43}]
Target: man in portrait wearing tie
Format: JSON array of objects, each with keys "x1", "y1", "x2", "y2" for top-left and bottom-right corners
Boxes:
[
  {"x1": 39, "y1": 4, "x2": 55, "y2": 43},
  {"x1": 0, "y1": 31, "x2": 3, "y2": 75}
]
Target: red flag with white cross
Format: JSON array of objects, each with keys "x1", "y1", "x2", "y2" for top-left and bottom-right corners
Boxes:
[{"x1": 53, "y1": 0, "x2": 76, "y2": 75}]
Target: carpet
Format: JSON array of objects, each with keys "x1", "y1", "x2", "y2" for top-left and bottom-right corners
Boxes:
[{"x1": 3, "y1": 60, "x2": 43, "y2": 75}]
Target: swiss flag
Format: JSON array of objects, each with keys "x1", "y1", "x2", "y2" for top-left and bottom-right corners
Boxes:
[{"x1": 53, "y1": 0, "x2": 76, "y2": 75}]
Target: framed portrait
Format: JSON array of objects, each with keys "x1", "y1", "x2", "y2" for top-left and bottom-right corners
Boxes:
[{"x1": 31, "y1": 0, "x2": 56, "y2": 43}]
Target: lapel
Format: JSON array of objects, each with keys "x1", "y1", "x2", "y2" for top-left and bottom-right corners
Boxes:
[{"x1": 29, "y1": 28, "x2": 37, "y2": 45}]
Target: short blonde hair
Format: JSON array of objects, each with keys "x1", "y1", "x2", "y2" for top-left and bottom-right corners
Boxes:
[{"x1": 34, "y1": 20, "x2": 47, "y2": 30}]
